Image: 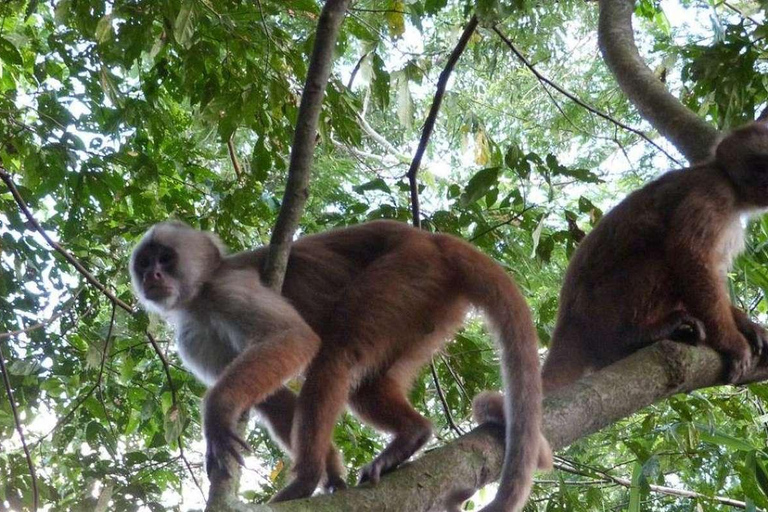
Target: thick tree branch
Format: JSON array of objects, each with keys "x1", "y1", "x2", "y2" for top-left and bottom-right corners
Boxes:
[
  {"x1": 205, "y1": 341, "x2": 767, "y2": 511},
  {"x1": 407, "y1": 15, "x2": 478, "y2": 228},
  {"x1": 262, "y1": 0, "x2": 351, "y2": 290},
  {"x1": 598, "y1": 0, "x2": 719, "y2": 162}
]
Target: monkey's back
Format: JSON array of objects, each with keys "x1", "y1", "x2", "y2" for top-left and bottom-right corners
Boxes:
[
  {"x1": 226, "y1": 221, "x2": 428, "y2": 334},
  {"x1": 551, "y1": 164, "x2": 737, "y2": 363}
]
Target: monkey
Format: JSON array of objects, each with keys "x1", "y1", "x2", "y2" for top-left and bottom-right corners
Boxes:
[
  {"x1": 540, "y1": 120, "x2": 768, "y2": 394},
  {"x1": 130, "y1": 219, "x2": 551, "y2": 511}
]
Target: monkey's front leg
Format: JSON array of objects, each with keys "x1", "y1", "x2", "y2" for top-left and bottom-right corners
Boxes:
[
  {"x1": 204, "y1": 327, "x2": 321, "y2": 477},
  {"x1": 270, "y1": 353, "x2": 352, "y2": 502}
]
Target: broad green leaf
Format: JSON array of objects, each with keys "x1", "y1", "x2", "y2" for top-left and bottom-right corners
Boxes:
[
  {"x1": 174, "y1": 0, "x2": 196, "y2": 49},
  {"x1": 0, "y1": 37, "x2": 22, "y2": 66}
]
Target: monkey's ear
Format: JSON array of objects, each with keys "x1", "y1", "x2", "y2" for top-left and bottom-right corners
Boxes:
[
  {"x1": 715, "y1": 121, "x2": 768, "y2": 172},
  {"x1": 205, "y1": 232, "x2": 227, "y2": 256}
]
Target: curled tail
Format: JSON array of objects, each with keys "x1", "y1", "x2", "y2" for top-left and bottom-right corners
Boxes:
[{"x1": 438, "y1": 236, "x2": 550, "y2": 511}]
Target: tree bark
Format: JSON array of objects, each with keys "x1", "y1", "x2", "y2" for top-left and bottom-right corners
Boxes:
[
  {"x1": 598, "y1": 0, "x2": 719, "y2": 163},
  {"x1": 262, "y1": 0, "x2": 352, "y2": 291},
  {"x1": 203, "y1": 340, "x2": 768, "y2": 511}
]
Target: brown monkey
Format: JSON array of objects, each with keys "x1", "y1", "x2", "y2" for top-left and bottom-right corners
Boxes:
[
  {"x1": 542, "y1": 121, "x2": 768, "y2": 393},
  {"x1": 130, "y1": 220, "x2": 550, "y2": 510}
]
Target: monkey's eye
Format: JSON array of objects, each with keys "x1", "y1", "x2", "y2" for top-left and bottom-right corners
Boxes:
[
  {"x1": 136, "y1": 257, "x2": 150, "y2": 270},
  {"x1": 158, "y1": 252, "x2": 175, "y2": 266}
]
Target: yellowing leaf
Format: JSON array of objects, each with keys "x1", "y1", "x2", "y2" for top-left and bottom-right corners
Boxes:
[
  {"x1": 95, "y1": 14, "x2": 113, "y2": 43},
  {"x1": 270, "y1": 460, "x2": 285, "y2": 482},
  {"x1": 386, "y1": 2, "x2": 406, "y2": 38}
]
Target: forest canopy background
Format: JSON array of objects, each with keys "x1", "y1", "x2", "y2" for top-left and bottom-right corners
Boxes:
[{"x1": 1, "y1": 0, "x2": 768, "y2": 510}]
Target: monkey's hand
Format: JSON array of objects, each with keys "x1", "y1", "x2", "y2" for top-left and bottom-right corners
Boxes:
[
  {"x1": 203, "y1": 403, "x2": 251, "y2": 477},
  {"x1": 733, "y1": 311, "x2": 768, "y2": 364}
]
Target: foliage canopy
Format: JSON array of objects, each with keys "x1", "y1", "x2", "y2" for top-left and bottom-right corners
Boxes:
[{"x1": 1, "y1": 0, "x2": 768, "y2": 510}]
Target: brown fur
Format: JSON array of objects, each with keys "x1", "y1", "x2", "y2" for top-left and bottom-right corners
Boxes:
[
  {"x1": 542, "y1": 121, "x2": 768, "y2": 393},
  {"x1": 131, "y1": 220, "x2": 549, "y2": 511}
]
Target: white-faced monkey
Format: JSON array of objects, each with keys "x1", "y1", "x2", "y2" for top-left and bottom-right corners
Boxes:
[{"x1": 130, "y1": 220, "x2": 550, "y2": 510}]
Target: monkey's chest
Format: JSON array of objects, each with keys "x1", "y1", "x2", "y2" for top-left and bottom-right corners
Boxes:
[
  {"x1": 715, "y1": 215, "x2": 746, "y2": 275},
  {"x1": 174, "y1": 314, "x2": 242, "y2": 385}
]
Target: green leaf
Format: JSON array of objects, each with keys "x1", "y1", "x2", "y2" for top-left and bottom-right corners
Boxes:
[
  {"x1": 354, "y1": 178, "x2": 391, "y2": 194},
  {"x1": 174, "y1": 0, "x2": 196, "y2": 49},
  {"x1": 628, "y1": 461, "x2": 642, "y2": 512},
  {"x1": 0, "y1": 37, "x2": 22, "y2": 66},
  {"x1": 755, "y1": 456, "x2": 768, "y2": 500},
  {"x1": 460, "y1": 167, "x2": 499, "y2": 206},
  {"x1": 95, "y1": 14, "x2": 113, "y2": 43},
  {"x1": 698, "y1": 424, "x2": 756, "y2": 451}
]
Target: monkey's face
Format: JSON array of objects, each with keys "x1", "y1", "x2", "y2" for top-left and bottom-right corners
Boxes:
[
  {"x1": 717, "y1": 121, "x2": 768, "y2": 206},
  {"x1": 130, "y1": 240, "x2": 182, "y2": 312}
]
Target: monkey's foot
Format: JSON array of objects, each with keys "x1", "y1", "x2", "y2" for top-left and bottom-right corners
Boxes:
[
  {"x1": 270, "y1": 474, "x2": 321, "y2": 502},
  {"x1": 724, "y1": 341, "x2": 753, "y2": 384},
  {"x1": 670, "y1": 315, "x2": 706, "y2": 344},
  {"x1": 204, "y1": 426, "x2": 251, "y2": 476},
  {"x1": 323, "y1": 474, "x2": 347, "y2": 494},
  {"x1": 735, "y1": 316, "x2": 768, "y2": 363},
  {"x1": 358, "y1": 429, "x2": 432, "y2": 485}
]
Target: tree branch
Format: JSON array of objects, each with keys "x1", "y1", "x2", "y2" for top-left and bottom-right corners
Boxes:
[
  {"x1": 227, "y1": 133, "x2": 243, "y2": 181},
  {"x1": 597, "y1": 0, "x2": 719, "y2": 162},
  {"x1": 211, "y1": 341, "x2": 767, "y2": 511},
  {"x1": 262, "y1": 0, "x2": 352, "y2": 291},
  {"x1": 407, "y1": 15, "x2": 478, "y2": 228},
  {"x1": 553, "y1": 460, "x2": 758, "y2": 510}
]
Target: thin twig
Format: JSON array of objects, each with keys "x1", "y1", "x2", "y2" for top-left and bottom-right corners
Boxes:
[
  {"x1": 492, "y1": 27, "x2": 682, "y2": 167},
  {"x1": 406, "y1": 15, "x2": 478, "y2": 228},
  {"x1": 0, "y1": 167, "x2": 133, "y2": 313},
  {"x1": 721, "y1": 1, "x2": 760, "y2": 25},
  {"x1": 430, "y1": 361, "x2": 463, "y2": 435},
  {"x1": 469, "y1": 206, "x2": 536, "y2": 242},
  {"x1": 227, "y1": 133, "x2": 243, "y2": 180},
  {"x1": 0, "y1": 343, "x2": 39, "y2": 511},
  {"x1": 146, "y1": 332, "x2": 205, "y2": 500},
  {"x1": 554, "y1": 460, "x2": 757, "y2": 510},
  {"x1": 96, "y1": 302, "x2": 118, "y2": 444},
  {"x1": 357, "y1": 114, "x2": 410, "y2": 162},
  {"x1": 439, "y1": 354, "x2": 471, "y2": 404},
  {"x1": 347, "y1": 50, "x2": 370, "y2": 90}
]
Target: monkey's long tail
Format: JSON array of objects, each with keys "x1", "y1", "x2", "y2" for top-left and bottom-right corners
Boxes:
[{"x1": 439, "y1": 235, "x2": 550, "y2": 512}]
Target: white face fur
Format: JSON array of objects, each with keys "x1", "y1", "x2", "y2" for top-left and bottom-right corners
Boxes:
[{"x1": 130, "y1": 223, "x2": 225, "y2": 314}]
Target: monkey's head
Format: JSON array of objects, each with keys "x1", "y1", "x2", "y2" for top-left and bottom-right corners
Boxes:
[
  {"x1": 716, "y1": 120, "x2": 768, "y2": 206},
  {"x1": 130, "y1": 221, "x2": 225, "y2": 314}
]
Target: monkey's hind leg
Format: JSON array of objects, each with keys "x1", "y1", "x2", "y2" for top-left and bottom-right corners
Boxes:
[
  {"x1": 646, "y1": 310, "x2": 706, "y2": 345},
  {"x1": 351, "y1": 374, "x2": 433, "y2": 485},
  {"x1": 270, "y1": 353, "x2": 352, "y2": 503},
  {"x1": 256, "y1": 387, "x2": 347, "y2": 492}
]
